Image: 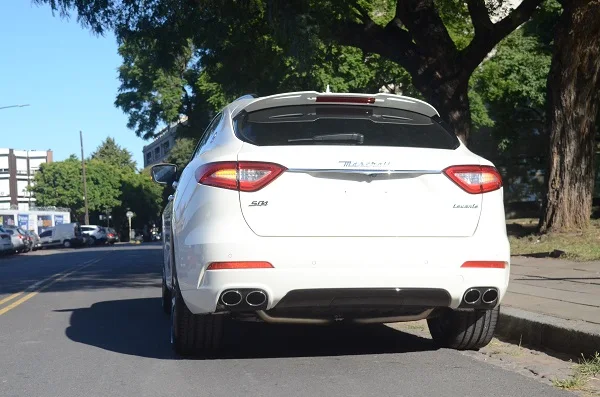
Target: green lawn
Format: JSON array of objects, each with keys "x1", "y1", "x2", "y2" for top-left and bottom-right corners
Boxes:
[{"x1": 507, "y1": 218, "x2": 600, "y2": 261}]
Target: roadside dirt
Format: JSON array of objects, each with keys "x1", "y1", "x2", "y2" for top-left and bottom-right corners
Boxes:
[{"x1": 388, "y1": 321, "x2": 600, "y2": 397}]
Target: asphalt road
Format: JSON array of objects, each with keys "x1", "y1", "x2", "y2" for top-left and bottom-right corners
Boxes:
[{"x1": 0, "y1": 244, "x2": 573, "y2": 397}]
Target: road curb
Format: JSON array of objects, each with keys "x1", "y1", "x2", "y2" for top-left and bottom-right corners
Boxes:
[{"x1": 495, "y1": 306, "x2": 600, "y2": 358}]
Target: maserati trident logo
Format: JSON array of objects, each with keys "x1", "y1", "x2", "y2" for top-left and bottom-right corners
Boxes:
[{"x1": 339, "y1": 161, "x2": 391, "y2": 168}]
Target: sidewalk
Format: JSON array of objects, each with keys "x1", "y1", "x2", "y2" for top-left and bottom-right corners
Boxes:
[{"x1": 496, "y1": 256, "x2": 600, "y2": 357}]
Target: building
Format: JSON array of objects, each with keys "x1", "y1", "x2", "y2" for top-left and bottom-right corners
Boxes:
[
  {"x1": 0, "y1": 148, "x2": 53, "y2": 211},
  {"x1": 142, "y1": 116, "x2": 188, "y2": 168},
  {"x1": 0, "y1": 208, "x2": 70, "y2": 234}
]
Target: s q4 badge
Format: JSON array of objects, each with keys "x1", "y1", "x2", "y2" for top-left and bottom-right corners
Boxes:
[{"x1": 249, "y1": 201, "x2": 268, "y2": 207}]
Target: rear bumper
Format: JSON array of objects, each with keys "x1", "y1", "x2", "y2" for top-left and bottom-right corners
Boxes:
[{"x1": 177, "y1": 235, "x2": 510, "y2": 315}]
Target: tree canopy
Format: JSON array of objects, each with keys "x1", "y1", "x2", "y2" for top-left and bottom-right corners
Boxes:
[
  {"x1": 90, "y1": 137, "x2": 137, "y2": 170},
  {"x1": 33, "y1": 0, "x2": 600, "y2": 233},
  {"x1": 35, "y1": 0, "x2": 543, "y2": 142},
  {"x1": 32, "y1": 140, "x2": 164, "y2": 237}
]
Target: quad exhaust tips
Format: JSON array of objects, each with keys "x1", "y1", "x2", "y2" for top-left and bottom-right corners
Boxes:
[
  {"x1": 246, "y1": 290, "x2": 267, "y2": 307},
  {"x1": 463, "y1": 289, "x2": 481, "y2": 305},
  {"x1": 221, "y1": 290, "x2": 243, "y2": 306},
  {"x1": 460, "y1": 287, "x2": 499, "y2": 308},
  {"x1": 482, "y1": 288, "x2": 498, "y2": 304},
  {"x1": 219, "y1": 289, "x2": 268, "y2": 311}
]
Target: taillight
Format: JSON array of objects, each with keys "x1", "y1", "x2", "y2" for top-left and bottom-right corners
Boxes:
[
  {"x1": 206, "y1": 261, "x2": 273, "y2": 270},
  {"x1": 315, "y1": 95, "x2": 376, "y2": 104},
  {"x1": 461, "y1": 261, "x2": 507, "y2": 269},
  {"x1": 196, "y1": 161, "x2": 286, "y2": 192},
  {"x1": 443, "y1": 165, "x2": 502, "y2": 194}
]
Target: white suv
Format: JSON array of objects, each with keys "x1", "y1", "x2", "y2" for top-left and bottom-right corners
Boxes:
[
  {"x1": 151, "y1": 91, "x2": 510, "y2": 357},
  {"x1": 80, "y1": 225, "x2": 107, "y2": 245}
]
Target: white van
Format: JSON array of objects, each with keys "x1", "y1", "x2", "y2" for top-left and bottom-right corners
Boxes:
[{"x1": 39, "y1": 223, "x2": 85, "y2": 249}]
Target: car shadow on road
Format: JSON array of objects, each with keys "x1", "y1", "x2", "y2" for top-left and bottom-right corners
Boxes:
[{"x1": 57, "y1": 297, "x2": 439, "y2": 360}]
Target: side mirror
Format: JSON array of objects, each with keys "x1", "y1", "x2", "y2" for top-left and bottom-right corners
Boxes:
[{"x1": 151, "y1": 163, "x2": 178, "y2": 185}]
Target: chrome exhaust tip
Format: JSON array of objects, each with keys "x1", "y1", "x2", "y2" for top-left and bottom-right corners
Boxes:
[
  {"x1": 246, "y1": 290, "x2": 267, "y2": 307},
  {"x1": 463, "y1": 288, "x2": 482, "y2": 305},
  {"x1": 221, "y1": 290, "x2": 243, "y2": 306},
  {"x1": 482, "y1": 289, "x2": 498, "y2": 304}
]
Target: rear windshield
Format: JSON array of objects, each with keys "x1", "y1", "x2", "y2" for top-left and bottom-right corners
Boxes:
[{"x1": 233, "y1": 105, "x2": 459, "y2": 149}]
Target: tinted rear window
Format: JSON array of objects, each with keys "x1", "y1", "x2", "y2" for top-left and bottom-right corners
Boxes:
[{"x1": 233, "y1": 105, "x2": 459, "y2": 149}]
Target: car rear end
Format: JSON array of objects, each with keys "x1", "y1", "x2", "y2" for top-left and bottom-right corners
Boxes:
[
  {"x1": 3, "y1": 227, "x2": 27, "y2": 253},
  {"x1": 106, "y1": 228, "x2": 118, "y2": 244},
  {"x1": 0, "y1": 228, "x2": 13, "y2": 255},
  {"x1": 176, "y1": 93, "x2": 509, "y2": 326}
]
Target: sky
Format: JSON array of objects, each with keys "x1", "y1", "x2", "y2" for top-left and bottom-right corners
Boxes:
[{"x1": 0, "y1": 1, "x2": 150, "y2": 168}]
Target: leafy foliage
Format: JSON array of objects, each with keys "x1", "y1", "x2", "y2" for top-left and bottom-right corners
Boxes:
[
  {"x1": 166, "y1": 138, "x2": 197, "y2": 170},
  {"x1": 32, "y1": 157, "x2": 122, "y2": 220},
  {"x1": 90, "y1": 137, "x2": 137, "y2": 170},
  {"x1": 32, "y1": 142, "x2": 164, "y2": 236},
  {"x1": 468, "y1": 0, "x2": 561, "y2": 203}
]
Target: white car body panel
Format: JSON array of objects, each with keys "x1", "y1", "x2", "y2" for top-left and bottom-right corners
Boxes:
[
  {"x1": 237, "y1": 145, "x2": 484, "y2": 237},
  {"x1": 163, "y1": 92, "x2": 510, "y2": 320}
]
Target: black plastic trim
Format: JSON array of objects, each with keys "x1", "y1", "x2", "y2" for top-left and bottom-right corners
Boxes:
[{"x1": 274, "y1": 288, "x2": 451, "y2": 310}]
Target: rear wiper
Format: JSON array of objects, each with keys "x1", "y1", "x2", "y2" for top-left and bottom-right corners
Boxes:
[{"x1": 288, "y1": 133, "x2": 364, "y2": 144}]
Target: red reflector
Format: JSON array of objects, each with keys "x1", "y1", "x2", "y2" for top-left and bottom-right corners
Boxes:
[
  {"x1": 443, "y1": 165, "x2": 502, "y2": 194},
  {"x1": 316, "y1": 96, "x2": 376, "y2": 104},
  {"x1": 206, "y1": 261, "x2": 274, "y2": 270},
  {"x1": 461, "y1": 261, "x2": 507, "y2": 269},
  {"x1": 196, "y1": 161, "x2": 286, "y2": 192}
]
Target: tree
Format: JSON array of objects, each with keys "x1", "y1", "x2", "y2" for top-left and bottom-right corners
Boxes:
[
  {"x1": 538, "y1": 0, "x2": 600, "y2": 233},
  {"x1": 469, "y1": 20, "x2": 554, "y2": 203},
  {"x1": 116, "y1": 169, "x2": 164, "y2": 233},
  {"x1": 90, "y1": 137, "x2": 137, "y2": 170},
  {"x1": 34, "y1": 0, "x2": 544, "y2": 143},
  {"x1": 115, "y1": 32, "x2": 415, "y2": 139},
  {"x1": 166, "y1": 138, "x2": 197, "y2": 170},
  {"x1": 32, "y1": 156, "x2": 164, "y2": 234},
  {"x1": 32, "y1": 157, "x2": 123, "y2": 222}
]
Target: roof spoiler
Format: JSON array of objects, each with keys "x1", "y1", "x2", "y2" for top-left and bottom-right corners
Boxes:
[{"x1": 232, "y1": 91, "x2": 439, "y2": 118}]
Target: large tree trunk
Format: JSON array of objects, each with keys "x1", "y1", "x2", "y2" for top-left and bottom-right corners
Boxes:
[
  {"x1": 539, "y1": 0, "x2": 600, "y2": 234},
  {"x1": 412, "y1": 76, "x2": 471, "y2": 144},
  {"x1": 436, "y1": 80, "x2": 471, "y2": 145}
]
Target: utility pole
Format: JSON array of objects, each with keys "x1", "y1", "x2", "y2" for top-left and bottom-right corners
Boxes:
[
  {"x1": 26, "y1": 150, "x2": 31, "y2": 209},
  {"x1": 80, "y1": 131, "x2": 90, "y2": 225}
]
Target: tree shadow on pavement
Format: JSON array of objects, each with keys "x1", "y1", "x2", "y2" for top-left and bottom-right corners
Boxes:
[{"x1": 57, "y1": 298, "x2": 439, "y2": 360}]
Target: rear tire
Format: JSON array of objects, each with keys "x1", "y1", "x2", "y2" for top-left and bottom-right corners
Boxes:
[
  {"x1": 427, "y1": 306, "x2": 499, "y2": 350},
  {"x1": 63, "y1": 240, "x2": 72, "y2": 248},
  {"x1": 171, "y1": 284, "x2": 224, "y2": 357}
]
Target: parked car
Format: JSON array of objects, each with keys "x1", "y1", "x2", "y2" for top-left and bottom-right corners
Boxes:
[
  {"x1": 106, "y1": 227, "x2": 119, "y2": 244},
  {"x1": 39, "y1": 223, "x2": 85, "y2": 248},
  {"x1": 26, "y1": 230, "x2": 42, "y2": 251},
  {"x1": 0, "y1": 226, "x2": 30, "y2": 253},
  {"x1": 151, "y1": 91, "x2": 510, "y2": 357},
  {"x1": 80, "y1": 225, "x2": 108, "y2": 245},
  {"x1": 0, "y1": 229, "x2": 13, "y2": 255}
]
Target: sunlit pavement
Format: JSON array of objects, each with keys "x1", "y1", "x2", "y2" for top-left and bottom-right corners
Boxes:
[{"x1": 0, "y1": 245, "x2": 572, "y2": 397}]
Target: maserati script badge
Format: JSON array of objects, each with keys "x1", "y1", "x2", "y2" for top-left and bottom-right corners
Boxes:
[{"x1": 339, "y1": 161, "x2": 391, "y2": 168}]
